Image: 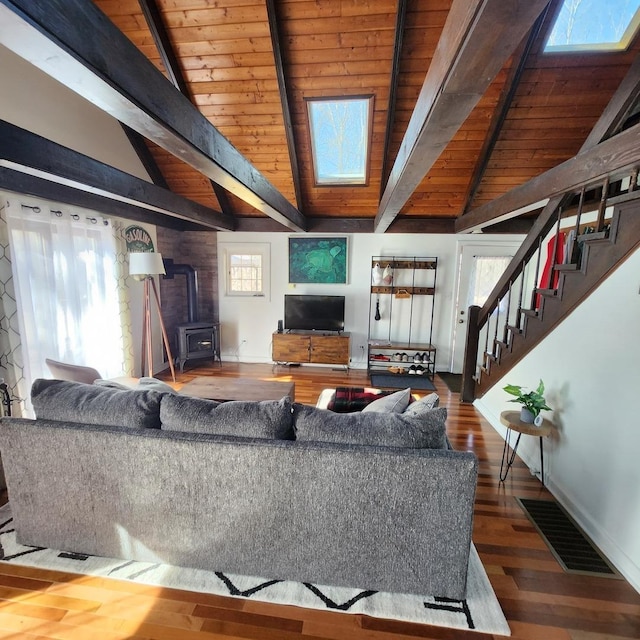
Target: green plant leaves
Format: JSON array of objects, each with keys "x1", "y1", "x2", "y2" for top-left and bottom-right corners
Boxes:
[{"x1": 502, "y1": 379, "x2": 551, "y2": 417}]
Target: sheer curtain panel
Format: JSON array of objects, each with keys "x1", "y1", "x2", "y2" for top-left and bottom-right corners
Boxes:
[{"x1": 5, "y1": 199, "x2": 126, "y2": 389}]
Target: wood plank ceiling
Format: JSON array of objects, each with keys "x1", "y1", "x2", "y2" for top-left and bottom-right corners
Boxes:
[{"x1": 5, "y1": 0, "x2": 640, "y2": 233}]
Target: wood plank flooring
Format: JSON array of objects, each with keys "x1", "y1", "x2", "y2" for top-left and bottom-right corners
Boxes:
[{"x1": 1, "y1": 362, "x2": 638, "y2": 639}]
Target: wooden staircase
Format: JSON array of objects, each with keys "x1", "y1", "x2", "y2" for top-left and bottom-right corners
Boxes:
[{"x1": 462, "y1": 174, "x2": 640, "y2": 402}]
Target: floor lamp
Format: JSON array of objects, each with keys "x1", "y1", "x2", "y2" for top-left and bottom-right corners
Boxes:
[{"x1": 128, "y1": 252, "x2": 176, "y2": 382}]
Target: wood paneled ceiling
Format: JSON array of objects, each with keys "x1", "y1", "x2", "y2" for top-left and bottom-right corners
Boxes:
[{"x1": 2, "y1": 0, "x2": 640, "y2": 233}]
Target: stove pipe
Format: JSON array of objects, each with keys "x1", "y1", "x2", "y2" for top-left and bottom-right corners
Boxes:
[{"x1": 162, "y1": 258, "x2": 199, "y2": 323}]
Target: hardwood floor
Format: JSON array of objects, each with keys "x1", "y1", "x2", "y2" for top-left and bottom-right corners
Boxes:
[{"x1": 0, "y1": 362, "x2": 638, "y2": 639}]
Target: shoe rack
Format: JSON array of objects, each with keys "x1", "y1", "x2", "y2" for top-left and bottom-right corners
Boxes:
[{"x1": 367, "y1": 257, "x2": 437, "y2": 380}]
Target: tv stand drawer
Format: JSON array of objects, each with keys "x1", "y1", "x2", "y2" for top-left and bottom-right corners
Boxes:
[{"x1": 272, "y1": 333, "x2": 350, "y2": 366}]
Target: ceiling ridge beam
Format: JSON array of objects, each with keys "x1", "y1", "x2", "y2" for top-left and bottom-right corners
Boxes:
[
  {"x1": 374, "y1": 0, "x2": 550, "y2": 233},
  {"x1": 0, "y1": 120, "x2": 235, "y2": 231},
  {"x1": 0, "y1": 0, "x2": 306, "y2": 232}
]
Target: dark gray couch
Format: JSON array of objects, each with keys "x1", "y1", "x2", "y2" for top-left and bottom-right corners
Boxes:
[{"x1": 0, "y1": 379, "x2": 478, "y2": 599}]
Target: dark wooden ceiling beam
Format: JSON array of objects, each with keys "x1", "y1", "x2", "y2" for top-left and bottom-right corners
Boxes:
[
  {"x1": 137, "y1": 0, "x2": 190, "y2": 98},
  {"x1": 266, "y1": 0, "x2": 303, "y2": 212},
  {"x1": 0, "y1": 167, "x2": 204, "y2": 231},
  {"x1": 120, "y1": 125, "x2": 169, "y2": 189},
  {"x1": 380, "y1": 0, "x2": 408, "y2": 195},
  {"x1": 374, "y1": 0, "x2": 549, "y2": 233},
  {"x1": 0, "y1": 0, "x2": 306, "y2": 232},
  {"x1": 0, "y1": 120, "x2": 235, "y2": 231}
]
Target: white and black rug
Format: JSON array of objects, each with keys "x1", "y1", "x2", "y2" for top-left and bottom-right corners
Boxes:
[{"x1": 0, "y1": 503, "x2": 509, "y2": 635}]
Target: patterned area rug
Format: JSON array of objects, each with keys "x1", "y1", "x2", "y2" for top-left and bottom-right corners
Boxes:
[{"x1": 0, "y1": 503, "x2": 509, "y2": 635}]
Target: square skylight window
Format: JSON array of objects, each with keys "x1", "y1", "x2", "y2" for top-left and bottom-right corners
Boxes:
[
  {"x1": 306, "y1": 96, "x2": 373, "y2": 186},
  {"x1": 545, "y1": 0, "x2": 640, "y2": 52}
]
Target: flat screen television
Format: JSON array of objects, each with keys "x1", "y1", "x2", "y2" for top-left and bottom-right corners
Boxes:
[{"x1": 284, "y1": 294, "x2": 345, "y2": 332}]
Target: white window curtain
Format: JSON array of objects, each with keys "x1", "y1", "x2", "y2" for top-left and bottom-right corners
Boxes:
[
  {"x1": 5, "y1": 199, "x2": 127, "y2": 388},
  {"x1": 466, "y1": 255, "x2": 513, "y2": 310}
]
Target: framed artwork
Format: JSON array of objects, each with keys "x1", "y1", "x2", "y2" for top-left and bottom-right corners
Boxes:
[{"x1": 288, "y1": 236, "x2": 348, "y2": 284}]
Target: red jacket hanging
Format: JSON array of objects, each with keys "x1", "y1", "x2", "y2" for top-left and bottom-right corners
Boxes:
[{"x1": 536, "y1": 232, "x2": 565, "y2": 309}]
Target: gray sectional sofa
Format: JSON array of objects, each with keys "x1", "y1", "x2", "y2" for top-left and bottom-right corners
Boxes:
[{"x1": 0, "y1": 379, "x2": 478, "y2": 599}]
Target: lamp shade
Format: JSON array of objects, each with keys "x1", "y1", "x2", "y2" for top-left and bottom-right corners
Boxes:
[{"x1": 128, "y1": 252, "x2": 166, "y2": 276}]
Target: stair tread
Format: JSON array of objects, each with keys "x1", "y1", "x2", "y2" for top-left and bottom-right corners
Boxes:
[
  {"x1": 521, "y1": 309, "x2": 539, "y2": 318},
  {"x1": 536, "y1": 288, "x2": 557, "y2": 297},
  {"x1": 506, "y1": 324, "x2": 522, "y2": 333},
  {"x1": 554, "y1": 263, "x2": 579, "y2": 272},
  {"x1": 578, "y1": 230, "x2": 608, "y2": 242}
]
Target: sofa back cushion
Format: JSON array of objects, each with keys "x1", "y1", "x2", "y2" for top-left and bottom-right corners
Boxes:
[
  {"x1": 361, "y1": 387, "x2": 411, "y2": 413},
  {"x1": 31, "y1": 378, "x2": 163, "y2": 429},
  {"x1": 160, "y1": 394, "x2": 294, "y2": 440},
  {"x1": 293, "y1": 403, "x2": 447, "y2": 449}
]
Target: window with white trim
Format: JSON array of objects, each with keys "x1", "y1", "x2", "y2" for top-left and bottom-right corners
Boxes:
[
  {"x1": 544, "y1": 0, "x2": 640, "y2": 52},
  {"x1": 222, "y1": 243, "x2": 270, "y2": 298},
  {"x1": 306, "y1": 96, "x2": 373, "y2": 186}
]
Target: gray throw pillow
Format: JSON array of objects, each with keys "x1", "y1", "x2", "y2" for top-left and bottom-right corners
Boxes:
[
  {"x1": 361, "y1": 387, "x2": 411, "y2": 413},
  {"x1": 160, "y1": 394, "x2": 295, "y2": 440},
  {"x1": 403, "y1": 392, "x2": 440, "y2": 415},
  {"x1": 136, "y1": 377, "x2": 176, "y2": 394},
  {"x1": 31, "y1": 378, "x2": 163, "y2": 429},
  {"x1": 293, "y1": 403, "x2": 447, "y2": 449}
]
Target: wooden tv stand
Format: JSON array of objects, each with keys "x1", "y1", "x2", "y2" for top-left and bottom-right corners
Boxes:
[{"x1": 272, "y1": 331, "x2": 350, "y2": 366}]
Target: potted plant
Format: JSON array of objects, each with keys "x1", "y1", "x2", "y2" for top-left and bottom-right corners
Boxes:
[{"x1": 503, "y1": 379, "x2": 551, "y2": 424}]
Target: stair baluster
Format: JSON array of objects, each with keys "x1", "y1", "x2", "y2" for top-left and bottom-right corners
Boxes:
[
  {"x1": 569, "y1": 186, "x2": 586, "y2": 266},
  {"x1": 595, "y1": 177, "x2": 610, "y2": 233},
  {"x1": 530, "y1": 236, "x2": 543, "y2": 312}
]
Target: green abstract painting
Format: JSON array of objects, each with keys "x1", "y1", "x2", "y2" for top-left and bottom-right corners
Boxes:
[{"x1": 288, "y1": 237, "x2": 348, "y2": 284}]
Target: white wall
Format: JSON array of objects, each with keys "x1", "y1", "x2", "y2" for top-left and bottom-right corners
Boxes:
[
  {"x1": 474, "y1": 246, "x2": 640, "y2": 592},
  {"x1": 216, "y1": 232, "x2": 524, "y2": 369},
  {"x1": 0, "y1": 44, "x2": 150, "y2": 180}
]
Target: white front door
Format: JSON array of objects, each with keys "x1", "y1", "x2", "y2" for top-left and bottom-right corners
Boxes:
[{"x1": 450, "y1": 241, "x2": 522, "y2": 373}]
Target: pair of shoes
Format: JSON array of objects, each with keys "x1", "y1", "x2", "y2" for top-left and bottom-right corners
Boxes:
[
  {"x1": 388, "y1": 366, "x2": 408, "y2": 374},
  {"x1": 394, "y1": 352, "x2": 408, "y2": 362},
  {"x1": 413, "y1": 352, "x2": 431, "y2": 363},
  {"x1": 372, "y1": 353, "x2": 390, "y2": 361},
  {"x1": 408, "y1": 364, "x2": 426, "y2": 375}
]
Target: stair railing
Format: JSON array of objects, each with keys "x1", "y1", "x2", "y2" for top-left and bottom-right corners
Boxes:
[{"x1": 460, "y1": 166, "x2": 639, "y2": 403}]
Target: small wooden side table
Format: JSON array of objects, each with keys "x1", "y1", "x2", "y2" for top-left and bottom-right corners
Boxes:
[{"x1": 499, "y1": 410, "x2": 553, "y2": 486}]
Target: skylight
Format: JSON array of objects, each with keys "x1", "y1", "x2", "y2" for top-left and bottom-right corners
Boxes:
[
  {"x1": 306, "y1": 96, "x2": 373, "y2": 186},
  {"x1": 545, "y1": 0, "x2": 640, "y2": 52}
]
